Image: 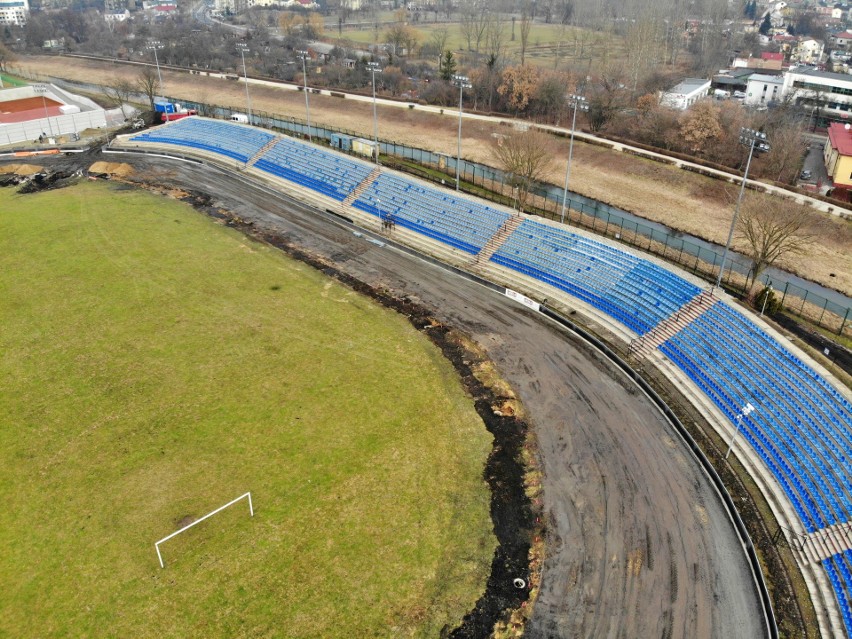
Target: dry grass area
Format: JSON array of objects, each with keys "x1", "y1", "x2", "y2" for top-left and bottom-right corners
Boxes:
[{"x1": 13, "y1": 55, "x2": 851, "y2": 296}]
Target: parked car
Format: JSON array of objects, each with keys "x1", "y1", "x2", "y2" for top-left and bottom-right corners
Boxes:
[{"x1": 801, "y1": 170, "x2": 813, "y2": 180}]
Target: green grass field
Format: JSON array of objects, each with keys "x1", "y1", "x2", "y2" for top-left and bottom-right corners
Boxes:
[{"x1": 0, "y1": 182, "x2": 495, "y2": 638}]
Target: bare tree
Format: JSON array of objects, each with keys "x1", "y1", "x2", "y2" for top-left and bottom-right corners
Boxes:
[
  {"x1": 136, "y1": 67, "x2": 160, "y2": 112},
  {"x1": 485, "y1": 13, "x2": 507, "y2": 61},
  {"x1": 0, "y1": 42, "x2": 16, "y2": 73},
  {"x1": 738, "y1": 196, "x2": 814, "y2": 296},
  {"x1": 519, "y1": 6, "x2": 533, "y2": 65},
  {"x1": 429, "y1": 27, "x2": 450, "y2": 59},
  {"x1": 492, "y1": 129, "x2": 556, "y2": 212},
  {"x1": 103, "y1": 79, "x2": 135, "y2": 120}
]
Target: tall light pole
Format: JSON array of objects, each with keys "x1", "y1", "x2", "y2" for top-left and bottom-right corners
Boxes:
[
  {"x1": 236, "y1": 42, "x2": 253, "y2": 124},
  {"x1": 367, "y1": 61, "x2": 382, "y2": 165},
  {"x1": 297, "y1": 50, "x2": 312, "y2": 142},
  {"x1": 725, "y1": 402, "x2": 756, "y2": 460},
  {"x1": 452, "y1": 74, "x2": 471, "y2": 192},
  {"x1": 33, "y1": 85, "x2": 54, "y2": 136},
  {"x1": 559, "y1": 93, "x2": 589, "y2": 224},
  {"x1": 713, "y1": 128, "x2": 769, "y2": 294},
  {"x1": 147, "y1": 41, "x2": 164, "y2": 92}
]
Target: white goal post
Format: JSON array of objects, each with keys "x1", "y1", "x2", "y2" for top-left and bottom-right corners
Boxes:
[{"x1": 155, "y1": 492, "x2": 254, "y2": 568}]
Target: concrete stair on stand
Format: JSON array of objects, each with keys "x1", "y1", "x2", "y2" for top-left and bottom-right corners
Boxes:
[
  {"x1": 473, "y1": 215, "x2": 524, "y2": 265},
  {"x1": 246, "y1": 136, "x2": 283, "y2": 167},
  {"x1": 629, "y1": 289, "x2": 716, "y2": 360},
  {"x1": 342, "y1": 166, "x2": 382, "y2": 207}
]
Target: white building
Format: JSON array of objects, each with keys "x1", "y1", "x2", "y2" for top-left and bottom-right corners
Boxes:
[
  {"x1": 795, "y1": 38, "x2": 824, "y2": 65},
  {"x1": 782, "y1": 67, "x2": 852, "y2": 123},
  {"x1": 0, "y1": 0, "x2": 28, "y2": 26},
  {"x1": 660, "y1": 78, "x2": 711, "y2": 110},
  {"x1": 104, "y1": 9, "x2": 130, "y2": 22},
  {"x1": 745, "y1": 74, "x2": 784, "y2": 106}
]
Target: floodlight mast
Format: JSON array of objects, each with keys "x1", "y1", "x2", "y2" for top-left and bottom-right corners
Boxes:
[
  {"x1": 297, "y1": 51, "x2": 312, "y2": 141},
  {"x1": 713, "y1": 128, "x2": 769, "y2": 294},
  {"x1": 452, "y1": 74, "x2": 472, "y2": 192},
  {"x1": 147, "y1": 41, "x2": 164, "y2": 91},
  {"x1": 33, "y1": 85, "x2": 54, "y2": 136},
  {"x1": 559, "y1": 94, "x2": 588, "y2": 224},
  {"x1": 367, "y1": 62, "x2": 382, "y2": 165},
  {"x1": 725, "y1": 403, "x2": 756, "y2": 460},
  {"x1": 236, "y1": 43, "x2": 253, "y2": 124}
]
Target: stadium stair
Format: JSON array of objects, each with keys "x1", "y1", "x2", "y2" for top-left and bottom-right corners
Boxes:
[
  {"x1": 246, "y1": 135, "x2": 284, "y2": 167},
  {"x1": 473, "y1": 215, "x2": 524, "y2": 265},
  {"x1": 628, "y1": 289, "x2": 716, "y2": 360},
  {"x1": 342, "y1": 166, "x2": 382, "y2": 207},
  {"x1": 803, "y1": 524, "x2": 852, "y2": 564}
]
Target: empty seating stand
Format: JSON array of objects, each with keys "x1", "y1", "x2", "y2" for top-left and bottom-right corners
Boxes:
[
  {"x1": 491, "y1": 219, "x2": 700, "y2": 335},
  {"x1": 130, "y1": 117, "x2": 274, "y2": 164},
  {"x1": 352, "y1": 174, "x2": 511, "y2": 254},
  {"x1": 254, "y1": 137, "x2": 374, "y2": 202},
  {"x1": 661, "y1": 303, "x2": 852, "y2": 637}
]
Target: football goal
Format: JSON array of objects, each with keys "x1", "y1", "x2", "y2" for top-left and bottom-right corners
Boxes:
[{"x1": 155, "y1": 492, "x2": 254, "y2": 568}]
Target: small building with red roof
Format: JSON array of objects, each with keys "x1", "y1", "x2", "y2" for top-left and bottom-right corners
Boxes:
[{"x1": 824, "y1": 122, "x2": 852, "y2": 190}]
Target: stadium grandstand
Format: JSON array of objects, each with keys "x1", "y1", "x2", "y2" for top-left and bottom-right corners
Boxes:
[{"x1": 122, "y1": 116, "x2": 852, "y2": 637}]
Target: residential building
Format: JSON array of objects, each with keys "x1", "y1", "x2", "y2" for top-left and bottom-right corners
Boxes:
[
  {"x1": 0, "y1": 0, "x2": 28, "y2": 25},
  {"x1": 104, "y1": 9, "x2": 130, "y2": 22},
  {"x1": 745, "y1": 74, "x2": 784, "y2": 106},
  {"x1": 795, "y1": 38, "x2": 824, "y2": 64},
  {"x1": 660, "y1": 78, "x2": 711, "y2": 110},
  {"x1": 824, "y1": 122, "x2": 852, "y2": 193},
  {"x1": 831, "y1": 30, "x2": 852, "y2": 51}
]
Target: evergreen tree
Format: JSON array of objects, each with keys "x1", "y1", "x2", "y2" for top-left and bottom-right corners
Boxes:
[
  {"x1": 439, "y1": 50, "x2": 456, "y2": 82},
  {"x1": 759, "y1": 13, "x2": 772, "y2": 36}
]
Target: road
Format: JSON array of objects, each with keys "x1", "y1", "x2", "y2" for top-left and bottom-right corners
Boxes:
[{"x1": 107, "y1": 155, "x2": 768, "y2": 638}]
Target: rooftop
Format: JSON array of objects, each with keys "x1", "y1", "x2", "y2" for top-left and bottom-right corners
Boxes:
[
  {"x1": 749, "y1": 73, "x2": 785, "y2": 84},
  {"x1": 790, "y1": 66, "x2": 852, "y2": 83},
  {"x1": 667, "y1": 78, "x2": 710, "y2": 94},
  {"x1": 828, "y1": 121, "x2": 852, "y2": 156}
]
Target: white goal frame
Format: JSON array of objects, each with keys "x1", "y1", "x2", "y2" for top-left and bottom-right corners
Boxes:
[{"x1": 155, "y1": 492, "x2": 254, "y2": 568}]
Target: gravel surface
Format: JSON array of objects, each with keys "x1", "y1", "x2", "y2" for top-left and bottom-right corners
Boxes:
[{"x1": 7, "y1": 152, "x2": 768, "y2": 637}]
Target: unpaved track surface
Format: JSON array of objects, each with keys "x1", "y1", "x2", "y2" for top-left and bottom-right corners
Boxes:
[{"x1": 79, "y1": 156, "x2": 765, "y2": 637}]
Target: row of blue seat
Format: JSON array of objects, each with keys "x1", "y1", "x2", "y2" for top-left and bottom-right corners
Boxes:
[
  {"x1": 130, "y1": 117, "x2": 274, "y2": 164},
  {"x1": 824, "y1": 552, "x2": 852, "y2": 637},
  {"x1": 256, "y1": 137, "x2": 373, "y2": 201},
  {"x1": 353, "y1": 174, "x2": 510, "y2": 253},
  {"x1": 492, "y1": 219, "x2": 700, "y2": 336}
]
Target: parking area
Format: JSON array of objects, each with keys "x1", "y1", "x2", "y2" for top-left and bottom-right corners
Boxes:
[{"x1": 800, "y1": 135, "x2": 830, "y2": 189}]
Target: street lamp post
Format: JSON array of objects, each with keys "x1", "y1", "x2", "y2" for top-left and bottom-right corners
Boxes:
[
  {"x1": 452, "y1": 74, "x2": 472, "y2": 192},
  {"x1": 236, "y1": 43, "x2": 253, "y2": 124},
  {"x1": 559, "y1": 93, "x2": 589, "y2": 224},
  {"x1": 33, "y1": 85, "x2": 54, "y2": 136},
  {"x1": 147, "y1": 41, "x2": 164, "y2": 91},
  {"x1": 297, "y1": 50, "x2": 312, "y2": 141},
  {"x1": 713, "y1": 128, "x2": 769, "y2": 294},
  {"x1": 367, "y1": 62, "x2": 382, "y2": 165},
  {"x1": 726, "y1": 402, "x2": 756, "y2": 460}
]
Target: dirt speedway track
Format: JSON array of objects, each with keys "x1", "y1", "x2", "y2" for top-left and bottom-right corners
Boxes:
[{"x1": 84, "y1": 155, "x2": 767, "y2": 637}]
